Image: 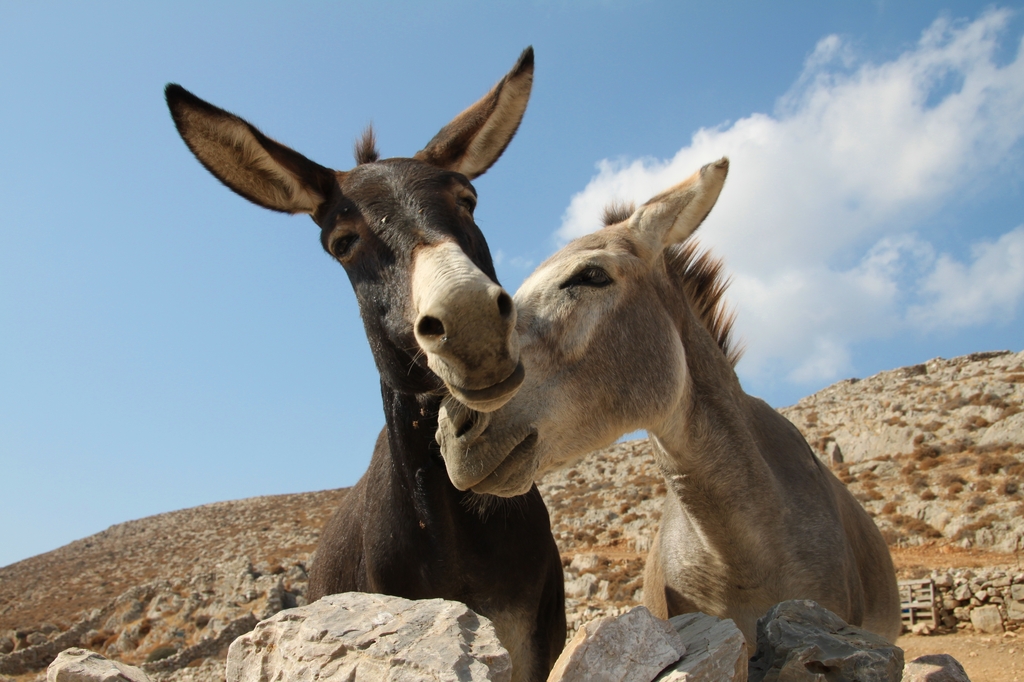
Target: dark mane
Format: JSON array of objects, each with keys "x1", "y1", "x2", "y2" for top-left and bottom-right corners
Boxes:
[
  {"x1": 354, "y1": 126, "x2": 380, "y2": 165},
  {"x1": 602, "y1": 200, "x2": 635, "y2": 227},
  {"x1": 665, "y1": 241, "x2": 743, "y2": 367}
]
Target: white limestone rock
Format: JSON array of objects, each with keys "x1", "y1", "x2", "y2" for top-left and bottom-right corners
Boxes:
[
  {"x1": 655, "y1": 613, "x2": 747, "y2": 681},
  {"x1": 969, "y1": 604, "x2": 1003, "y2": 634},
  {"x1": 46, "y1": 648, "x2": 153, "y2": 682},
  {"x1": 226, "y1": 592, "x2": 511, "y2": 682},
  {"x1": 547, "y1": 606, "x2": 686, "y2": 682}
]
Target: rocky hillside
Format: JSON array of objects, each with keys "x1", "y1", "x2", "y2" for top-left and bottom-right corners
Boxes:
[
  {"x1": 2, "y1": 350, "x2": 1022, "y2": 681},
  {"x1": 780, "y1": 350, "x2": 1024, "y2": 553}
]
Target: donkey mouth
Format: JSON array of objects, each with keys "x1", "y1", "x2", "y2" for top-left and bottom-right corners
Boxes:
[
  {"x1": 470, "y1": 430, "x2": 539, "y2": 497},
  {"x1": 447, "y1": 361, "x2": 525, "y2": 411}
]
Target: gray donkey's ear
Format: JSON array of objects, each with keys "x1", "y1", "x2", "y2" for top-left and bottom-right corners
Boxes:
[
  {"x1": 630, "y1": 157, "x2": 729, "y2": 250},
  {"x1": 414, "y1": 47, "x2": 534, "y2": 180}
]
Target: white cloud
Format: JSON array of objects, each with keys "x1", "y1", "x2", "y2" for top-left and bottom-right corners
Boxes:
[
  {"x1": 556, "y1": 9, "x2": 1024, "y2": 386},
  {"x1": 910, "y1": 225, "x2": 1024, "y2": 329}
]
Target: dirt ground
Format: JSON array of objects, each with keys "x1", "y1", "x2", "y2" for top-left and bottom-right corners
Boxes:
[
  {"x1": 889, "y1": 543, "x2": 1024, "y2": 575},
  {"x1": 890, "y1": 543, "x2": 1024, "y2": 680},
  {"x1": 900, "y1": 632, "x2": 1024, "y2": 681}
]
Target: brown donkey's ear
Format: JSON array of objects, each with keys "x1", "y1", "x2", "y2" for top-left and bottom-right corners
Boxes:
[
  {"x1": 414, "y1": 47, "x2": 534, "y2": 180},
  {"x1": 165, "y1": 84, "x2": 337, "y2": 215},
  {"x1": 630, "y1": 157, "x2": 729, "y2": 250}
]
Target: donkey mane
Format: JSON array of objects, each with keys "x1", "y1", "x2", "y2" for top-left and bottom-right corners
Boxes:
[
  {"x1": 602, "y1": 200, "x2": 635, "y2": 227},
  {"x1": 354, "y1": 126, "x2": 381, "y2": 165},
  {"x1": 665, "y1": 241, "x2": 743, "y2": 367},
  {"x1": 601, "y1": 199, "x2": 740, "y2": 366}
]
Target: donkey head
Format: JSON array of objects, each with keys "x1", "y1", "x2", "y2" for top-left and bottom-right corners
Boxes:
[
  {"x1": 436, "y1": 159, "x2": 730, "y2": 494},
  {"x1": 165, "y1": 50, "x2": 534, "y2": 411}
]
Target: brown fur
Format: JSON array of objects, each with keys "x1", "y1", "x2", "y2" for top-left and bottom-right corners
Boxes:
[
  {"x1": 602, "y1": 200, "x2": 635, "y2": 227},
  {"x1": 666, "y1": 241, "x2": 743, "y2": 367},
  {"x1": 165, "y1": 47, "x2": 565, "y2": 682},
  {"x1": 437, "y1": 158, "x2": 901, "y2": 647},
  {"x1": 354, "y1": 126, "x2": 380, "y2": 165}
]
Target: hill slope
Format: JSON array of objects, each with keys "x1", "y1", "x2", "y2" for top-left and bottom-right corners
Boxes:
[{"x1": 2, "y1": 350, "x2": 1022, "y2": 679}]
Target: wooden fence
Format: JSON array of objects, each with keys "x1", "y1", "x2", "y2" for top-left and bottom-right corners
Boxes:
[{"x1": 899, "y1": 578, "x2": 938, "y2": 629}]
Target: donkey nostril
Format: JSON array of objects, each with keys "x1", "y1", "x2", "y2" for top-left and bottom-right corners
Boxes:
[
  {"x1": 496, "y1": 292, "x2": 513, "y2": 320},
  {"x1": 417, "y1": 316, "x2": 445, "y2": 338},
  {"x1": 455, "y1": 414, "x2": 475, "y2": 438}
]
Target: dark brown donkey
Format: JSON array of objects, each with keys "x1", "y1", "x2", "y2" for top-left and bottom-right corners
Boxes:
[{"x1": 165, "y1": 48, "x2": 565, "y2": 681}]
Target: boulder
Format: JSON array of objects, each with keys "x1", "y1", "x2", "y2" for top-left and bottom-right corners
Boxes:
[
  {"x1": 654, "y1": 612, "x2": 747, "y2": 681},
  {"x1": 968, "y1": 605, "x2": 1003, "y2": 634},
  {"x1": 911, "y1": 622, "x2": 934, "y2": 636},
  {"x1": 46, "y1": 648, "x2": 153, "y2": 682},
  {"x1": 825, "y1": 440, "x2": 843, "y2": 466},
  {"x1": 547, "y1": 606, "x2": 686, "y2": 682},
  {"x1": 747, "y1": 600, "x2": 904, "y2": 682},
  {"x1": 565, "y1": 573, "x2": 599, "y2": 599},
  {"x1": 901, "y1": 654, "x2": 970, "y2": 681},
  {"x1": 226, "y1": 592, "x2": 511, "y2": 682}
]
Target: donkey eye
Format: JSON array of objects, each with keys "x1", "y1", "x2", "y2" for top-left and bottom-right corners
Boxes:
[
  {"x1": 458, "y1": 195, "x2": 477, "y2": 214},
  {"x1": 331, "y1": 233, "x2": 359, "y2": 259},
  {"x1": 560, "y1": 266, "x2": 613, "y2": 289}
]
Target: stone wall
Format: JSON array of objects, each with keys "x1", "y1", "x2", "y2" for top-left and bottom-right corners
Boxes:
[{"x1": 919, "y1": 568, "x2": 1024, "y2": 634}]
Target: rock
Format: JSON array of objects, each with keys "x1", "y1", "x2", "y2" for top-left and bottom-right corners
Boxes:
[
  {"x1": 747, "y1": 600, "x2": 904, "y2": 682},
  {"x1": 141, "y1": 614, "x2": 256, "y2": 675},
  {"x1": 824, "y1": 440, "x2": 844, "y2": 465},
  {"x1": 654, "y1": 612, "x2": 746, "y2": 681},
  {"x1": 969, "y1": 605, "x2": 1003, "y2": 634},
  {"x1": 911, "y1": 622, "x2": 934, "y2": 636},
  {"x1": 570, "y1": 554, "x2": 599, "y2": 572},
  {"x1": 565, "y1": 573, "x2": 599, "y2": 599},
  {"x1": 226, "y1": 593, "x2": 511, "y2": 682},
  {"x1": 0, "y1": 636, "x2": 13, "y2": 654},
  {"x1": 46, "y1": 648, "x2": 153, "y2": 682},
  {"x1": 1007, "y1": 599, "x2": 1024, "y2": 621},
  {"x1": 901, "y1": 654, "x2": 970, "y2": 681},
  {"x1": 1011, "y1": 584, "x2": 1024, "y2": 601},
  {"x1": 547, "y1": 606, "x2": 686, "y2": 682},
  {"x1": 953, "y1": 584, "x2": 972, "y2": 601}
]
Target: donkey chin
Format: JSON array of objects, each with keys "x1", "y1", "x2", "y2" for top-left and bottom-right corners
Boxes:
[
  {"x1": 435, "y1": 359, "x2": 526, "y2": 414},
  {"x1": 436, "y1": 399, "x2": 540, "y2": 496}
]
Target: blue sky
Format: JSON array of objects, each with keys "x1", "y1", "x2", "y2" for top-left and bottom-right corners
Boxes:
[{"x1": 2, "y1": 1, "x2": 1022, "y2": 569}]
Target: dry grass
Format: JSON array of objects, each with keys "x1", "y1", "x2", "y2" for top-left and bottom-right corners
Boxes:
[
  {"x1": 939, "y1": 472, "x2": 967, "y2": 486},
  {"x1": 962, "y1": 495, "x2": 989, "y2": 513},
  {"x1": 952, "y1": 513, "x2": 1002, "y2": 541},
  {"x1": 888, "y1": 514, "x2": 943, "y2": 539},
  {"x1": 976, "y1": 452, "x2": 1019, "y2": 475},
  {"x1": 996, "y1": 478, "x2": 1020, "y2": 496}
]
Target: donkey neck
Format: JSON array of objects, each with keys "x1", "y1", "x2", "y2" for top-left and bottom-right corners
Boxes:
[
  {"x1": 647, "y1": 300, "x2": 785, "y2": 560},
  {"x1": 377, "y1": 382, "x2": 494, "y2": 528},
  {"x1": 379, "y1": 382, "x2": 445, "y2": 481}
]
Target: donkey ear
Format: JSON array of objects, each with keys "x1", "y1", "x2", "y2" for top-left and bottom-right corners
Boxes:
[
  {"x1": 413, "y1": 47, "x2": 534, "y2": 180},
  {"x1": 630, "y1": 158, "x2": 729, "y2": 249},
  {"x1": 165, "y1": 84, "x2": 337, "y2": 215}
]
